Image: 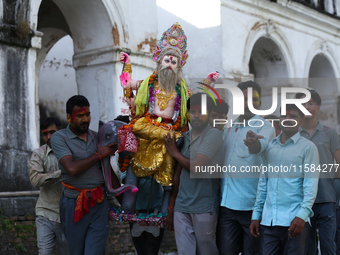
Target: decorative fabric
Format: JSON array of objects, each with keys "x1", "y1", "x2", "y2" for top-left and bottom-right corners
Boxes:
[
  {"x1": 109, "y1": 207, "x2": 166, "y2": 228},
  {"x1": 134, "y1": 75, "x2": 151, "y2": 117},
  {"x1": 117, "y1": 127, "x2": 139, "y2": 153},
  {"x1": 130, "y1": 117, "x2": 183, "y2": 186},
  {"x1": 153, "y1": 22, "x2": 188, "y2": 67},
  {"x1": 62, "y1": 182, "x2": 104, "y2": 222}
]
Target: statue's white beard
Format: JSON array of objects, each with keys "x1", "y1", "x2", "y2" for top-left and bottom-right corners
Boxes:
[{"x1": 157, "y1": 65, "x2": 182, "y2": 93}]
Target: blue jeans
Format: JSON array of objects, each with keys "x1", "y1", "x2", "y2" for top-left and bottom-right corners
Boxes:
[
  {"x1": 261, "y1": 223, "x2": 310, "y2": 255},
  {"x1": 36, "y1": 216, "x2": 69, "y2": 255},
  {"x1": 217, "y1": 207, "x2": 260, "y2": 255},
  {"x1": 59, "y1": 193, "x2": 109, "y2": 255},
  {"x1": 307, "y1": 203, "x2": 336, "y2": 255}
]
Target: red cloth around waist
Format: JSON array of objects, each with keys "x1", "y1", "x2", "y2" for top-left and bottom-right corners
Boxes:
[{"x1": 62, "y1": 182, "x2": 104, "y2": 222}]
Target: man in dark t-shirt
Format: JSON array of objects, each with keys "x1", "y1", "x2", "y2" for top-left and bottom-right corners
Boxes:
[
  {"x1": 51, "y1": 95, "x2": 118, "y2": 255},
  {"x1": 164, "y1": 93, "x2": 223, "y2": 255}
]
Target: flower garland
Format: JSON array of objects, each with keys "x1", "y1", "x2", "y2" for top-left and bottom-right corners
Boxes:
[
  {"x1": 145, "y1": 113, "x2": 181, "y2": 131},
  {"x1": 118, "y1": 154, "x2": 131, "y2": 173}
]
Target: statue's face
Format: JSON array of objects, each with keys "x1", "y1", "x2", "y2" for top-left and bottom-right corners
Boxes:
[{"x1": 161, "y1": 55, "x2": 178, "y2": 70}]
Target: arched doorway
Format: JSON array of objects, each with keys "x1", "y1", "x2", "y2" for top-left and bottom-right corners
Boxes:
[
  {"x1": 33, "y1": 0, "x2": 126, "y2": 134},
  {"x1": 308, "y1": 53, "x2": 339, "y2": 130},
  {"x1": 249, "y1": 37, "x2": 290, "y2": 116},
  {"x1": 38, "y1": 35, "x2": 77, "y2": 136}
]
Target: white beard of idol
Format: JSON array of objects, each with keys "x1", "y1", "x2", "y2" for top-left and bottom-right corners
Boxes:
[{"x1": 157, "y1": 64, "x2": 183, "y2": 93}]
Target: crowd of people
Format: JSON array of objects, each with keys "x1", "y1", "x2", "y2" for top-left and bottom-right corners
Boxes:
[
  {"x1": 28, "y1": 22, "x2": 340, "y2": 255},
  {"x1": 29, "y1": 83, "x2": 340, "y2": 255}
]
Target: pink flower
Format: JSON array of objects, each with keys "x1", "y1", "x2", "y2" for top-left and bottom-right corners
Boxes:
[
  {"x1": 156, "y1": 89, "x2": 160, "y2": 94},
  {"x1": 120, "y1": 72, "x2": 130, "y2": 87}
]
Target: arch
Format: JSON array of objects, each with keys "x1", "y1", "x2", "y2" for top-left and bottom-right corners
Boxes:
[
  {"x1": 304, "y1": 40, "x2": 340, "y2": 92},
  {"x1": 29, "y1": 0, "x2": 126, "y2": 48},
  {"x1": 28, "y1": 0, "x2": 131, "y2": 132},
  {"x1": 38, "y1": 34, "x2": 77, "y2": 129},
  {"x1": 249, "y1": 37, "x2": 288, "y2": 79},
  {"x1": 306, "y1": 41, "x2": 340, "y2": 131},
  {"x1": 244, "y1": 20, "x2": 295, "y2": 78}
]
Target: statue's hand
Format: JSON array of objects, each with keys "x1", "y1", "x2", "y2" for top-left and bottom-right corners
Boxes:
[
  {"x1": 120, "y1": 52, "x2": 131, "y2": 64},
  {"x1": 206, "y1": 72, "x2": 219, "y2": 82}
]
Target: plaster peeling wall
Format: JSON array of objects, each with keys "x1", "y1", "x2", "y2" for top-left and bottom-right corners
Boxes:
[
  {"x1": 221, "y1": 0, "x2": 340, "y2": 79},
  {"x1": 220, "y1": 0, "x2": 340, "y2": 131},
  {"x1": 38, "y1": 35, "x2": 77, "y2": 125}
]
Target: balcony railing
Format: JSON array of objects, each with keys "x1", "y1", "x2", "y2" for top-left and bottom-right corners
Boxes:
[{"x1": 292, "y1": 0, "x2": 340, "y2": 17}]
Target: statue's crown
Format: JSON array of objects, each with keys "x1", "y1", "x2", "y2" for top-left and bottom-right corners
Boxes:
[{"x1": 152, "y1": 22, "x2": 188, "y2": 67}]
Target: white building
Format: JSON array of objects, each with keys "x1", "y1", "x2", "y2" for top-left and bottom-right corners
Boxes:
[{"x1": 1, "y1": 0, "x2": 340, "y2": 215}]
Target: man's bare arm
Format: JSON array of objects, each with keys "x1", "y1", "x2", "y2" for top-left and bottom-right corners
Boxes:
[
  {"x1": 59, "y1": 143, "x2": 116, "y2": 176},
  {"x1": 164, "y1": 132, "x2": 211, "y2": 173},
  {"x1": 166, "y1": 163, "x2": 182, "y2": 231}
]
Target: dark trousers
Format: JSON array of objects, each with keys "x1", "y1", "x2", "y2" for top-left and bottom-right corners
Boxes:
[
  {"x1": 59, "y1": 193, "x2": 109, "y2": 255},
  {"x1": 261, "y1": 223, "x2": 310, "y2": 255},
  {"x1": 307, "y1": 203, "x2": 336, "y2": 255},
  {"x1": 129, "y1": 224, "x2": 165, "y2": 255},
  {"x1": 336, "y1": 206, "x2": 340, "y2": 255},
  {"x1": 217, "y1": 206, "x2": 260, "y2": 255}
]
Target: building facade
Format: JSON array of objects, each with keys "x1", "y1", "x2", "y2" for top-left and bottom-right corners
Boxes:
[{"x1": 1, "y1": 0, "x2": 340, "y2": 215}]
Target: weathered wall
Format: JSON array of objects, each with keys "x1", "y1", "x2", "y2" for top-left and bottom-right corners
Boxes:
[
  {"x1": 0, "y1": 211, "x2": 177, "y2": 255},
  {"x1": 0, "y1": 0, "x2": 44, "y2": 216},
  {"x1": 0, "y1": 0, "x2": 40, "y2": 220},
  {"x1": 221, "y1": 0, "x2": 340, "y2": 130},
  {"x1": 0, "y1": 0, "x2": 158, "y2": 216},
  {"x1": 38, "y1": 35, "x2": 76, "y2": 126}
]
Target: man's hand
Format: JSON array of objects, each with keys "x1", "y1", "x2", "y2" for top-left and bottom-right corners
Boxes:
[
  {"x1": 165, "y1": 209, "x2": 174, "y2": 231},
  {"x1": 164, "y1": 132, "x2": 180, "y2": 158},
  {"x1": 249, "y1": 220, "x2": 260, "y2": 238},
  {"x1": 244, "y1": 130, "x2": 264, "y2": 154},
  {"x1": 207, "y1": 72, "x2": 219, "y2": 82},
  {"x1": 120, "y1": 52, "x2": 131, "y2": 64},
  {"x1": 288, "y1": 217, "x2": 305, "y2": 238},
  {"x1": 97, "y1": 143, "x2": 117, "y2": 158}
]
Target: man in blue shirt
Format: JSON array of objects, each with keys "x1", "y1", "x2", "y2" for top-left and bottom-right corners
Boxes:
[
  {"x1": 250, "y1": 104, "x2": 319, "y2": 254},
  {"x1": 164, "y1": 93, "x2": 223, "y2": 255},
  {"x1": 295, "y1": 89, "x2": 340, "y2": 255},
  {"x1": 218, "y1": 81, "x2": 275, "y2": 255}
]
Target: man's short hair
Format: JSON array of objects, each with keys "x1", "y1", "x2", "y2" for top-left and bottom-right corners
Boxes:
[
  {"x1": 40, "y1": 117, "x2": 61, "y2": 130},
  {"x1": 295, "y1": 89, "x2": 321, "y2": 106},
  {"x1": 187, "y1": 92, "x2": 214, "y2": 112},
  {"x1": 66, "y1": 95, "x2": 90, "y2": 115},
  {"x1": 114, "y1": 115, "x2": 130, "y2": 124},
  {"x1": 237, "y1": 80, "x2": 262, "y2": 98},
  {"x1": 281, "y1": 104, "x2": 304, "y2": 118},
  {"x1": 212, "y1": 99, "x2": 229, "y2": 115}
]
